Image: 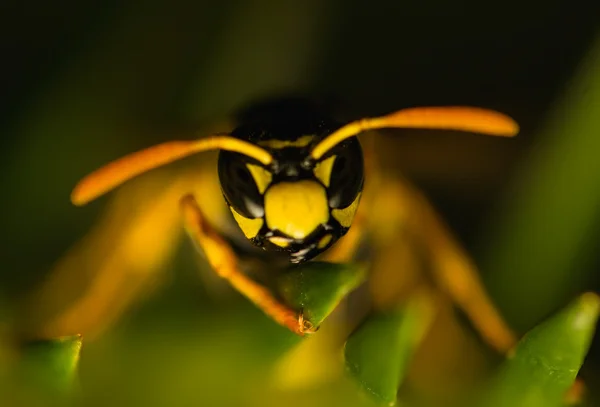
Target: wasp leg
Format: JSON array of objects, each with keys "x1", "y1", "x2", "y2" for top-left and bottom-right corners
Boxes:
[
  {"x1": 180, "y1": 194, "x2": 315, "y2": 336},
  {"x1": 417, "y1": 192, "x2": 516, "y2": 353},
  {"x1": 368, "y1": 176, "x2": 517, "y2": 353}
]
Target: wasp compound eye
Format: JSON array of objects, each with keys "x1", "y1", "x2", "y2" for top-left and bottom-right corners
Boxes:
[
  {"x1": 326, "y1": 137, "x2": 364, "y2": 209},
  {"x1": 218, "y1": 151, "x2": 267, "y2": 218}
]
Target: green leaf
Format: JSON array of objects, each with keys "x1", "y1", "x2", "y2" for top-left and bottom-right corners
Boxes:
[
  {"x1": 482, "y1": 35, "x2": 600, "y2": 331},
  {"x1": 18, "y1": 335, "x2": 83, "y2": 399},
  {"x1": 278, "y1": 261, "x2": 367, "y2": 328},
  {"x1": 476, "y1": 292, "x2": 600, "y2": 407},
  {"x1": 344, "y1": 291, "x2": 437, "y2": 406}
]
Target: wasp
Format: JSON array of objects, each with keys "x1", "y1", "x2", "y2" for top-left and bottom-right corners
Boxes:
[{"x1": 71, "y1": 98, "x2": 519, "y2": 351}]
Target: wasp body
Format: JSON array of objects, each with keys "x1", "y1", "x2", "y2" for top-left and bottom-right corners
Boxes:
[{"x1": 71, "y1": 97, "x2": 519, "y2": 343}]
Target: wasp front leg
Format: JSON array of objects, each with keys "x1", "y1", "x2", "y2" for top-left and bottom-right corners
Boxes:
[{"x1": 180, "y1": 194, "x2": 316, "y2": 336}]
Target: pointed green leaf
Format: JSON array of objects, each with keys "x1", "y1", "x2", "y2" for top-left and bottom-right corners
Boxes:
[
  {"x1": 344, "y1": 291, "x2": 436, "y2": 406},
  {"x1": 278, "y1": 261, "x2": 367, "y2": 328},
  {"x1": 18, "y1": 335, "x2": 83, "y2": 398},
  {"x1": 477, "y1": 292, "x2": 600, "y2": 407}
]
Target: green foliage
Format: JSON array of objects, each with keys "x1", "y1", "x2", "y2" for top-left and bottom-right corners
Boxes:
[
  {"x1": 344, "y1": 292, "x2": 436, "y2": 405},
  {"x1": 483, "y1": 34, "x2": 600, "y2": 330},
  {"x1": 16, "y1": 335, "x2": 82, "y2": 403},
  {"x1": 339, "y1": 290, "x2": 598, "y2": 407},
  {"x1": 476, "y1": 293, "x2": 599, "y2": 407},
  {"x1": 279, "y1": 261, "x2": 367, "y2": 328},
  {"x1": 11, "y1": 287, "x2": 600, "y2": 407}
]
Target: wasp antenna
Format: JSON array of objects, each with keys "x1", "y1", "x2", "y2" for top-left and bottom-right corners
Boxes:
[
  {"x1": 71, "y1": 136, "x2": 273, "y2": 206},
  {"x1": 311, "y1": 106, "x2": 519, "y2": 160}
]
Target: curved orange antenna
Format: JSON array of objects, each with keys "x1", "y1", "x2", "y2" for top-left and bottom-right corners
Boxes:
[
  {"x1": 71, "y1": 136, "x2": 273, "y2": 206},
  {"x1": 311, "y1": 106, "x2": 519, "y2": 160}
]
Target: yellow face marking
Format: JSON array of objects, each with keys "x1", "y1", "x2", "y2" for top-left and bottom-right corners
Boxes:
[
  {"x1": 269, "y1": 236, "x2": 290, "y2": 248},
  {"x1": 317, "y1": 234, "x2": 333, "y2": 249},
  {"x1": 230, "y1": 207, "x2": 263, "y2": 238},
  {"x1": 246, "y1": 164, "x2": 272, "y2": 194},
  {"x1": 332, "y1": 193, "x2": 361, "y2": 228},
  {"x1": 264, "y1": 180, "x2": 329, "y2": 240},
  {"x1": 313, "y1": 156, "x2": 336, "y2": 187},
  {"x1": 258, "y1": 135, "x2": 314, "y2": 149}
]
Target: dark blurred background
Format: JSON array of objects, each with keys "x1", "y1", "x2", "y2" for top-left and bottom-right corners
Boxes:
[{"x1": 1, "y1": 1, "x2": 600, "y2": 406}]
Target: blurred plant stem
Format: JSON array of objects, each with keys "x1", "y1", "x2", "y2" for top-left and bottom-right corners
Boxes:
[{"x1": 481, "y1": 34, "x2": 600, "y2": 331}]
